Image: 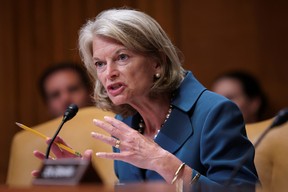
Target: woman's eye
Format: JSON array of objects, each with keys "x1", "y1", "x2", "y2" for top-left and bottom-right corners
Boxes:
[
  {"x1": 118, "y1": 54, "x2": 128, "y2": 61},
  {"x1": 95, "y1": 61, "x2": 105, "y2": 68}
]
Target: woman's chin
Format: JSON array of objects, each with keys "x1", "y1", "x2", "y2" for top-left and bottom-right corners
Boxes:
[{"x1": 110, "y1": 99, "x2": 126, "y2": 106}]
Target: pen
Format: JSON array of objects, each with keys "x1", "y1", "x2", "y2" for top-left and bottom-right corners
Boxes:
[{"x1": 15, "y1": 122, "x2": 82, "y2": 157}]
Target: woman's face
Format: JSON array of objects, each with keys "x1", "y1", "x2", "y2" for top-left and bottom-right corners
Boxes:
[{"x1": 92, "y1": 36, "x2": 159, "y2": 106}]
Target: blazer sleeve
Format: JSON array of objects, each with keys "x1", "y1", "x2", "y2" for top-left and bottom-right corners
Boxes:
[{"x1": 192, "y1": 97, "x2": 258, "y2": 189}]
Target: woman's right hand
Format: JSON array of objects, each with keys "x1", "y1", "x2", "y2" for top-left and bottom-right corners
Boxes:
[{"x1": 31, "y1": 136, "x2": 93, "y2": 177}]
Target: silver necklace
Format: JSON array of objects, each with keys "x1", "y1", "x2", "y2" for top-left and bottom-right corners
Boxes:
[{"x1": 138, "y1": 104, "x2": 173, "y2": 139}]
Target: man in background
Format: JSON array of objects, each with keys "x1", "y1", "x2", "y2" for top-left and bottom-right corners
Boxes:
[
  {"x1": 39, "y1": 62, "x2": 94, "y2": 118},
  {"x1": 211, "y1": 70, "x2": 268, "y2": 123}
]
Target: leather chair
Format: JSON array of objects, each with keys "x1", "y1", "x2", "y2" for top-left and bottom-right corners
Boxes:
[
  {"x1": 6, "y1": 107, "x2": 117, "y2": 186},
  {"x1": 245, "y1": 118, "x2": 273, "y2": 143},
  {"x1": 246, "y1": 118, "x2": 288, "y2": 192}
]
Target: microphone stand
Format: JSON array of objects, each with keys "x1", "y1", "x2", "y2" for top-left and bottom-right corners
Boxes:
[
  {"x1": 33, "y1": 104, "x2": 102, "y2": 185},
  {"x1": 45, "y1": 120, "x2": 65, "y2": 159},
  {"x1": 45, "y1": 104, "x2": 78, "y2": 159}
]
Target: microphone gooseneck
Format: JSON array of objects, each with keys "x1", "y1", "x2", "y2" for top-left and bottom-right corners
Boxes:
[
  {"x1": 45, "y1": 104, "x2": 78, "y2": 159},
  {"x1": 253, "y1": 108, "x2": 288, "y2": 148},
  {"x1": 225, "y1": 108, "x2": 288, "y2": 187}
]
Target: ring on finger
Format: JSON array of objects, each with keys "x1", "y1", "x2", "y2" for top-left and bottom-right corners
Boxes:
[{"x1": 115, "y1": 139, "x2": 121, "y2": 149}]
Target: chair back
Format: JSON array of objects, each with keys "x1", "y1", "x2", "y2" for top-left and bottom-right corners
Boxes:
[
  {"x1": 246, "y1": 117, "x2": 288, "y2": 192},
  {"x1": 246, "y1": 118, "x2": 273, "y2": 143}
]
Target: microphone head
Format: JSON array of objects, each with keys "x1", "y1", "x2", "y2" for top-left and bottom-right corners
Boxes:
[
  {"x1": 63, "y1": 104, "x2": 78, "y2": 122},
  {"x1": 271, "y1": 108, "x2": 288, "y2": 128}
]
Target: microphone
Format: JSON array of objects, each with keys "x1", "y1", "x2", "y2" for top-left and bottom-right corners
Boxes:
[
  {"x1": 225, "y1": 108, "x2": 288, "y2": 186},
  {"x1": 269, "y1": 108, "x2": 288, "y2": 128},
  {"x1": 45, "y1": 104, "x2": 78, "y2": 159},
  {"x1": 63, "y1": 104, "x2": 79, "y2": 123}
]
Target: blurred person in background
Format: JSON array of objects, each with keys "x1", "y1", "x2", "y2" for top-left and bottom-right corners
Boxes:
[
  {"x1": 38, "y1": 62, "x2": 94, "y2": 118},
  {"x1": 211, "y1": 71, "x2": 268, "y2": 123}
]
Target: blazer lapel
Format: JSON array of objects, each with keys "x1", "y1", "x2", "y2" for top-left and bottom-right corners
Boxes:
[{"x1": 155, "y1": 109, "x2": 193, "y2": 154}]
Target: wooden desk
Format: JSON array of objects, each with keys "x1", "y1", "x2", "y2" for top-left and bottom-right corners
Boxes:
[
  {"x1": 0, "y1": 182, "x2": 176, "y2": 192},
  {"x1": 0, "y1": 185, "x2": 113, "y2": 192},
  {"x1": 1, "y1": 183, "x2": 260, "y2": 192}
]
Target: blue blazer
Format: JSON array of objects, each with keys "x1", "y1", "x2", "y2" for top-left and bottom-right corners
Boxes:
[{"x1": 114, "y1": 71, "x2": 258, "y2": 187}]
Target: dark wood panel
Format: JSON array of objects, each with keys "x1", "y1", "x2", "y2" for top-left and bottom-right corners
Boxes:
[
  {"x1": 254, "y1": 0, "x2": 288, "y2": 113},
  {"x1": 179, "y1": 1, "x2": 259, "y2": 77},
  {"x1": 0, "y1": 0, "x2": 19, "y2": 184}
]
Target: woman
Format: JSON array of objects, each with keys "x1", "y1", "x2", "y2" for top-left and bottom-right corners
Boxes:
[{"x1": 34, "y1": 8, "x2": 258, "y2": 189}]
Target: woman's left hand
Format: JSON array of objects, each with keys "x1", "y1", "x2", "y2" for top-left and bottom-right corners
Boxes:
[
  {"x1": 91, "y1": 116, "x2": 168, "y2": 171},
  {"x1": 31, "y1": 136, "x2": 93, "y2": 177}
]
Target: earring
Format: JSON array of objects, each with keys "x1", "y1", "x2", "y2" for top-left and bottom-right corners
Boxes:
[{"x1": 155, "y1": 73, "x2": 161, "y2": 79}]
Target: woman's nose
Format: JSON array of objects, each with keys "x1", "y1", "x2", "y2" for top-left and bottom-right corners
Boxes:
[{"x1": 106, "y1": 62, "x2": 119, "y2": 80}]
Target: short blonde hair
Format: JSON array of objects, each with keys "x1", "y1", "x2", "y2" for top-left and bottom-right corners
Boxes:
[{"x1": 79, "y1": 8, "x2": 185, "y2": 116}]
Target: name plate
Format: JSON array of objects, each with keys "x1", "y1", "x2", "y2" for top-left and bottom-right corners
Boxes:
[{"x1": 33, "y1": 158, "x2": 102, "y2": 185}]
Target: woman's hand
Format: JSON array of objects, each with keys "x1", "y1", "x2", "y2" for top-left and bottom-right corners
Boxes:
[
  {"x1": 31, "y1": 136, "x2": 93, "y2": 177},
  {"x1": 91, "y1": 116, "x2": 169, "y2": 171}
]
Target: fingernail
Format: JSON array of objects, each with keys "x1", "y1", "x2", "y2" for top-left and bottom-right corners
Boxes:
[
  {"x1": 104, "y1": 116, "x2": 110, "y2": 120},
  {"x1": 93, "y1": 119, "x2": 99, "y2": 124}
]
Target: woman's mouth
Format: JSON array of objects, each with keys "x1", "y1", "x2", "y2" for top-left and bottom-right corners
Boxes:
[{"x1": 107, "y1": 83, "x2": 125, "y2": 96}]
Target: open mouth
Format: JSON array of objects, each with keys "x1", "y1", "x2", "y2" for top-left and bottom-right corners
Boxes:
[
  {"x1": 107, "y1": 83, "x2": 125, "y2": 96},
  {"x1": 108, "y1": 83, "x2": 123, "y2": 90}
]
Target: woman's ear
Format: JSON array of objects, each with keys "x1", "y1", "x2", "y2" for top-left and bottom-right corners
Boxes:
[
  {"x1": 152, "y1": 56, "x2": 163, "y2": 81},
  {"x1": 154, "y1": 52, "x2": 166, "y2": 70}
]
